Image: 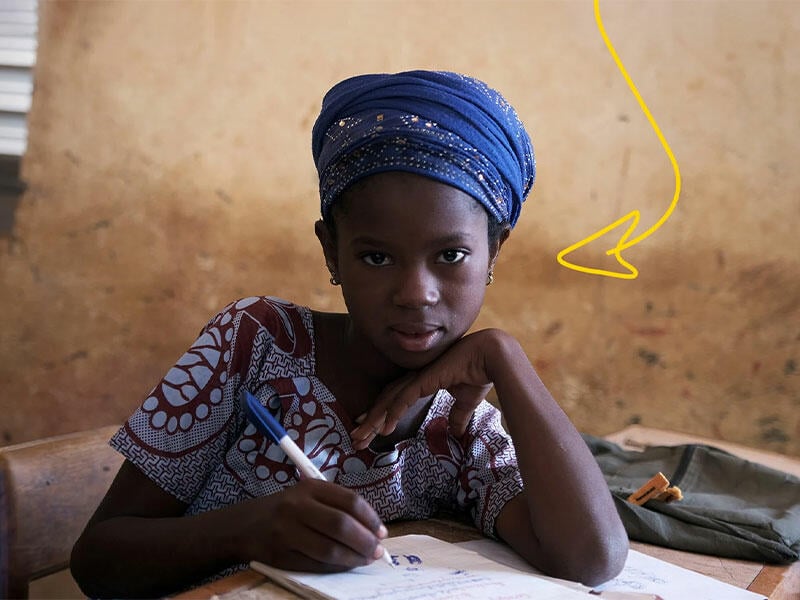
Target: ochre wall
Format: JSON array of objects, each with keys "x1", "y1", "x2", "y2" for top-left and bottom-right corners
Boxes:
[{"x1": 2, "y1": 1, "x2": 798, "y2": 455}]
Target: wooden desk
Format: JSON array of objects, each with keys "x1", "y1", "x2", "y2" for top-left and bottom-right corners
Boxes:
[{"x1": 174, "y1": 427, "x2": 800, "y2": 599}]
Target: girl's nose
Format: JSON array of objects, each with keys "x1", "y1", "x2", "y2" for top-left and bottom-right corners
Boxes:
[{"x1": 392, "y1": 266, "x2": 440, "y2": 308}]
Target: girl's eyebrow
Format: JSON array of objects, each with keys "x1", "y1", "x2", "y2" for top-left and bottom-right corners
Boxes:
[
  {"x1": 431, "y1": 233, "x2": 476, "y2": 246},
  {"x1": 349, "y1": 235, "x2": 385, "y2": 248},
  {"x1": 350, "y1": 233, "x2": 476, "y2": 248}
]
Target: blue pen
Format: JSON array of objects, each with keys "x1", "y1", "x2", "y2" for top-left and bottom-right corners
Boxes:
[{"x1": 241, "y1": 389, "x2": 394, "y2": 567}]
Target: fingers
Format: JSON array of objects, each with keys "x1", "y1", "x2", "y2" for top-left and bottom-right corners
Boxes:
[
  {"x1": 292, "y1": 520, "x2": 386, "y2": 569},
  {"x1": 272, "y1": 532, "x2": 386, "y2": 572},
  {"x1": 252, "y1": 479, "x2": 389, "y2": 571},
  {"x1": 447, "y1": 403, "x2": 474, "y2": 438},
  {"x1": 270, "y1": 549, "x2": 353, "y2": 573},
  {"x1": 350, "y1": 372, "x2": 421, "y2": 450},
  {"x1": 447, "y1": 382, "x2": 494, "y2": 438},
  {"x1": 350, "y1": 378, "x2": 490, "y2": 450},
  {"x1": 294, "y1": 480, "x2": 387, "y2": 568},
  {"x1": 350, "y1": 411, "x2": 387, "y2": 450},
  {"x1": 311, "y1": 479, "x2": 385, "y2": 535},
  {"x1": 350, "y1": 332, "x2": 501, "y2": 450}
]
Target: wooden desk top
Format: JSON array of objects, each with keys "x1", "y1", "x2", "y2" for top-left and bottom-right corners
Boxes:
[{"x1": 173, "y1": 427, "x2": 800, "y2": 600}]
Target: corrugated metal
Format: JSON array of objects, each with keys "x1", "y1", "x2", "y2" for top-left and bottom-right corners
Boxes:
[{"x1": 0, "y1": 0, "x2": 37, "y2": 158}]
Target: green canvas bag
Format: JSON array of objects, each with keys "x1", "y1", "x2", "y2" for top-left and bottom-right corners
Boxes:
[{"x1": 583, "y1": 435, "x2": 800, "y2": 564}]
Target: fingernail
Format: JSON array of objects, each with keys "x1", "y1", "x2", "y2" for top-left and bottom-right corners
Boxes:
[
  {"x1": 378, "y1": 524, "x2": 388, "y2": 538},
  {"x1": 355, "y1": 412, "x2": 366, "y2": 424},
  {"x1": 374, "y1": 544, "x2": 386, "y2": 559}
]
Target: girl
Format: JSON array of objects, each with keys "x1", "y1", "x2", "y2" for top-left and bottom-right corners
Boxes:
[{"x1": 71, "y1": 70, "x2": 627, "y2": 598}]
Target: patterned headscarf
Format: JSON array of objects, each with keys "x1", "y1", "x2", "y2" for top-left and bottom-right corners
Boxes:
[{"x1": 311, "y1": 70, "x2": 535, "y2": 228}]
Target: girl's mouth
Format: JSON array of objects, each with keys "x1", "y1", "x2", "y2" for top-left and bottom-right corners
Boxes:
[{"x1": 389, "y1": 326, "x2": 443, "y2": 353}]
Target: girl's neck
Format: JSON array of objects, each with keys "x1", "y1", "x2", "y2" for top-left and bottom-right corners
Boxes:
[
  {"x1": 316, "y1": 311, "x2": 405, "y2": 381},
  {"x1": 312, "y1": 311, "x2": 404, "y2": 416},
  {"x1": 345, "y1": 317, "x2": 407, "y2": 382}
]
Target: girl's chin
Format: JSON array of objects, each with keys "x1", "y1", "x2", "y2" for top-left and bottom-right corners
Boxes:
[
  {"x1": 344, "y1": 327, "x2": 458, "y2": 374},
  {"x1": 381, "y1": 343, "x2": 451, "y2": 372}
]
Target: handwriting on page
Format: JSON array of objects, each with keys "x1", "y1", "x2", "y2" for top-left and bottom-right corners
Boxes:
[{"x1": 389, "y1": 553, "x2": 422, "y2": 567}]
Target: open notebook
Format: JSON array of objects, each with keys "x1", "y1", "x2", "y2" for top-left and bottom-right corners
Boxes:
[
  {"x1": 250, "y1": 534, "x2": 588, "y2": 600},
  {"x1": 246, "y1": 534, "x2": 767, "y2": 600}
]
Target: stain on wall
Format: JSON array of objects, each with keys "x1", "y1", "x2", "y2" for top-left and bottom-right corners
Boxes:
[{"x1": 1, "y1": 0, "x2": 798, "y2": 456}]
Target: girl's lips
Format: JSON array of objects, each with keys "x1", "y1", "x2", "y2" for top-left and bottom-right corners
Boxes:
[{"x1": 389, "y1": 327, "x2": 443, "y2": 353}]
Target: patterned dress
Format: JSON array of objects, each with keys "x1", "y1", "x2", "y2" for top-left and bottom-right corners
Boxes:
[{"x1": 111, "y1": 296, "x2": 523, "y2": 542}]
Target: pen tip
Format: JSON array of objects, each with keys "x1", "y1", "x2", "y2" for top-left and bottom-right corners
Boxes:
[{"x1": 383, "y1": 549, "x2": 394, "y2": 567}]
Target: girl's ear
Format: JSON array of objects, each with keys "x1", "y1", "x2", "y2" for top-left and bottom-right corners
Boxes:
[
  {"x1": 489, "y1": 226, "x2": 511, "y2": 270},
  {"x1": 315, "y1": 219, "x2": 339, "y2": 274}
]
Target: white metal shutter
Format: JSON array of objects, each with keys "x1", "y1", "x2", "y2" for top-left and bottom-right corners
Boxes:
[{"x1": 0, "y1": 0, "x2": 37, "y2": 158}]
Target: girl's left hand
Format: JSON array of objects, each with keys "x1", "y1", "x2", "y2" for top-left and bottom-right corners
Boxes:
[{"x1": 350, "y1": 329, "x2": 510, "y2": 449}]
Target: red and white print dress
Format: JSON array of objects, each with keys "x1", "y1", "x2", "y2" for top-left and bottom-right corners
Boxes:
[{"x1": 111, "y1": 296, "x2": 523, "y2": 538}]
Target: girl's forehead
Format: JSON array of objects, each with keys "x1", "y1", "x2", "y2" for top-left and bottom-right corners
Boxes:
[{"x1": 335, "y1": 172, "x2": 488, "y2": 232}]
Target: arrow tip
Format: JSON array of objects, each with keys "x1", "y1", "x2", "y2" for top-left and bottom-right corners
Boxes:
[{"x1": 556, "y1": 211, "x2": 641, "y2": 279}]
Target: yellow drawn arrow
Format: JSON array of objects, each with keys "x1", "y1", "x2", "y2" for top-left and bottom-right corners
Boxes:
[{"x1": 556, "y1": 0, "x2": 681, "y2": 280}]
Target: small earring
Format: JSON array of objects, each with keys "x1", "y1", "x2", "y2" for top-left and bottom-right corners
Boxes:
[
  {"x1": 329, "y1": 273, "x2": 341, "y2": 286},
  {"x1": 486, "y1": 271, "x2": 494, "y2": 286}
]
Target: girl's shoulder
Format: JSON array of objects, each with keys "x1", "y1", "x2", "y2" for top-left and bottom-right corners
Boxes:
[
  {"x1": 208, "y1": 296, "x2": 313, "y2": 340},
  {"x1": 200, "y1": 296, "x2": 316, "y2": 369}
]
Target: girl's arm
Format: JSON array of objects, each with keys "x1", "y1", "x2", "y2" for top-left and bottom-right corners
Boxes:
[
  {"x1": 487, "y1": 331, "x2": 627, "y2": 586},
  {"x1": 71, "y1": 460, "x2": 388, "y2": 599},
  {"x1": 350, "y1": 328, "x2": 628, "y2": 586}
]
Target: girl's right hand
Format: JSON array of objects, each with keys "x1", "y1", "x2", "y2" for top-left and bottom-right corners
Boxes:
[
  {"x1": 72, "y1": 460, "x2": 386, "y2": 598},
  {"x1": 239, "y1": 477, "x2": 388, "y2": 572}
]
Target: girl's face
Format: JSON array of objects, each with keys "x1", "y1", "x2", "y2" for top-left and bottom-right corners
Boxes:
[{"x1": 318, "y1": 171, "x2": 500, "y2": 372}]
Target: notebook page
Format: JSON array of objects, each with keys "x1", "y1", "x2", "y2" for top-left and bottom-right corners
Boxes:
[
  {"x1": 250, "y1": 534, "x2": 588, "y2": 600},
  {"x1": 456, "y1": 538, "x2": 766, "y2": 600},
  {"x1": 594, "y1": 549, "x2": 767, "y2": 600}
]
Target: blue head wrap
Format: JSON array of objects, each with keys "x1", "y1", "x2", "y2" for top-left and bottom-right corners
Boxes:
[{"x1": 311, "y1": 70, "x2": 535, "y2": 228}]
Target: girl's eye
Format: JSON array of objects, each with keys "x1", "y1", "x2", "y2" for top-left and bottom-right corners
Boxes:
[
  {"x1": 437, "y1": 249, "x2": 468, "y2": 264},
  {"x1": 361, "y1": 252, "x2": 393, "y2": 266}
]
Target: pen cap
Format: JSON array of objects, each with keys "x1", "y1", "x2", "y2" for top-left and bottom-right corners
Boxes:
[{"x1": 241, "y1": 389, "x2": 288, "y2": 443}]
